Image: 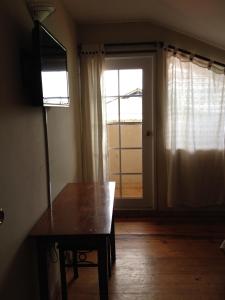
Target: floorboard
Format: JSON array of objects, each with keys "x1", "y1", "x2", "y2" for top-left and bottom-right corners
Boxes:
[{"x1": 66, "y1": 218, "x2": 225, "y2": 300}]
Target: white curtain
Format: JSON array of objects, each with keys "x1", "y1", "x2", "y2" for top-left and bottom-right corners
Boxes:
[
  {"x1": 164, "y1": 51, "x2": 225, "y2": 207},
  {"x1": 80, "y1": 45, "x2": 107, "y2": 182}
]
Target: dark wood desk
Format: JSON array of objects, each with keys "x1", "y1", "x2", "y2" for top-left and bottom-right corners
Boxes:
[{"x1": 30, "y1": 182, "x2": 116, "y2": 300}]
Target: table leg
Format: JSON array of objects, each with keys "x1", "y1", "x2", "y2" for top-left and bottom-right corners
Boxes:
[
  {"x1": 37, "y1": 240, "x2": 49, "y2": 300},
  {"x1": 107, "y1": 237, "x2": 111, "y2": 278},
  {"x1": 110, "y1": 213, "x2": 116, "y2": 264},
  {"x1": 97, "y1": 238, "x2": 108, "y2": 300},
  {"x1": 59, "y1": 247, "x2": 68, "y2": 300},
  {"x1": 72, "y1": 250, "x2": 79, "y2": 279}
]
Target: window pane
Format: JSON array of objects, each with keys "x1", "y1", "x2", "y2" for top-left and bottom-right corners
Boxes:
[
  {"x1": 104, "y1": 66, "x2": 144, "y2": 201},
  {"x1": 106, "y1": 97, "x2": 118, "y2": 123},
  {"x1": 120, "y1": 96, "x2": 142, "y2": 122},
  {"x1": 121, "y1": 174, "x2": 143, "y2": 198},
  {"x1": 119, "y1": 69, "x2": 142, "y2": 96},
  {"x1": 121, "y1": 149, "x2": 142, "y2": 173},
  {"x1": 108, "y1": 149, "x2": 119, "y2": 174},
  {"x1": 121, "y1": 124, "x2": 142, "y2": 148},
  {"x1": 104, "y1": 70, "x2": 118, "y2": 96},
  {"x1": 107, "y1": 124, "x2": 119, "y2": 148}
]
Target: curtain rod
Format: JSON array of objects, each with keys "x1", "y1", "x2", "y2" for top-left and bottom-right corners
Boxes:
[
  {"x1": 104, "y1": 41, "x2": 160, "y2": 55},
  {"x1": 79, "y1": 41, "x2": 225, "y2": 69},
  {"x1": 166, "y1": 44, "x2": 225, "y2": 69},
  {"x1": 104, "y1": 41, "x2": 225, "y2": 69},
  {"x1": 106, "y1": 49, "x2": 157, "y2": 55},
  {"x1": 105, "y1": 41, "x2": 160, "y2": 47}
]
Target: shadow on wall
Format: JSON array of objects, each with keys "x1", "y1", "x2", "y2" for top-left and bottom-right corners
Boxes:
[
  {"x1": 0, "y1": 1, "x2": 34, "y2": 108},
  {"x1": 0, "y1": 239, "x2": 39, "y2": 300}
]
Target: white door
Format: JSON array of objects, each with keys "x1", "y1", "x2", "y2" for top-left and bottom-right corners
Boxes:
[{"x1": 103, "y1": 55, "x2": 155, "y2": 210}]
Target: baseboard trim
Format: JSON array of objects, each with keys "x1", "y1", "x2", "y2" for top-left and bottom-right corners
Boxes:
[{"x1": 114, "y1": 209, "x2": 225, "y2": 219}]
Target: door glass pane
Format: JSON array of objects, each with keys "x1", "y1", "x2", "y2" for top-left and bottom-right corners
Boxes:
[
  {"x1": 104, "y1": 70, "x2": 118, "y2": 96},
  {"x1": 121, "y1": 124, "x2": 142, "y2": 148},
  {"x1": 108, "y1": 149, "x2": 119, "y2": 174},
  {"x1": 121, "y1": 149, "x2": 142, "y2": 173},
  {"x1": 119, "y1": 69, "x2": 142, "y2": 96},
  {"x1": 104, "y1": 67, "x2": 144, "y2": 201},
  {"x1": 107, "y1": 124, "x2": 119, "y2": 148},
  {"x1": 120, "y1": 96, "x2": 142, "y2": 122},
  {"x1": 106, "y1": 97, "x2": 118, "y2": 123},
  {"x1": 121, "y1": 174, "x2": 143, "y2": 198}
]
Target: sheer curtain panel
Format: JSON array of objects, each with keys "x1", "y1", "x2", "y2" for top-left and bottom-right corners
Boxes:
[
  {"x1": 80, "y1": 45, "x2": 107, "y2": 182},
  {"x1": 164, "y1": 51, "x2": 225, "y2": 207}
]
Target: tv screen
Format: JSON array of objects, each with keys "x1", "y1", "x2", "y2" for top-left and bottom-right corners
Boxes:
[{"x1": 32, "y1": 21, "x2": 70, "y2": 107}]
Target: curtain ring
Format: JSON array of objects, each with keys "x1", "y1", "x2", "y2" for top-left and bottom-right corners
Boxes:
[
  {"x1": 190, "y1": 54, "x2": 195, "y2": 62},
  {"x1": 208, "y1": 60, "x2": 213, "y2": 70},
  {"x1": 173, "y1": 48, "x2": 177, "y2": 57}
]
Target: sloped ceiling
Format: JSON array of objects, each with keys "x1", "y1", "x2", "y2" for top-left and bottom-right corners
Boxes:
[{"x1": 62, "y1": 0, "x2": 225, "y2": 50}]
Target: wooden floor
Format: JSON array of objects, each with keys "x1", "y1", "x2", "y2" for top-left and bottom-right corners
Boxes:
[{"x1": 66, "y1": 218, "x2": 225, "y2": 300}]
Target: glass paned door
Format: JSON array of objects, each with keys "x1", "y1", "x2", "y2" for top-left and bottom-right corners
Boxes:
[{"x1": 103, "y1": 56, "x2": 155, "y2": 210}]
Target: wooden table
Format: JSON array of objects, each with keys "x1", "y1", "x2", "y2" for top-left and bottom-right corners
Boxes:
[{"x1": 30, "y1": 182, "x2": 116, "y2": 300}]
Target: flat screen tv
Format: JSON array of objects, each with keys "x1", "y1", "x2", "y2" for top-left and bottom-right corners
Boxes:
[{"x1": 31, "y1": 21, "x2": 70, "y2": 107}]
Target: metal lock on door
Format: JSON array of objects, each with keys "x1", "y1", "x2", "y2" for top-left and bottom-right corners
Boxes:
[{"x1": 146, "y1": 130, "x2": 152, "y2": 137}]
